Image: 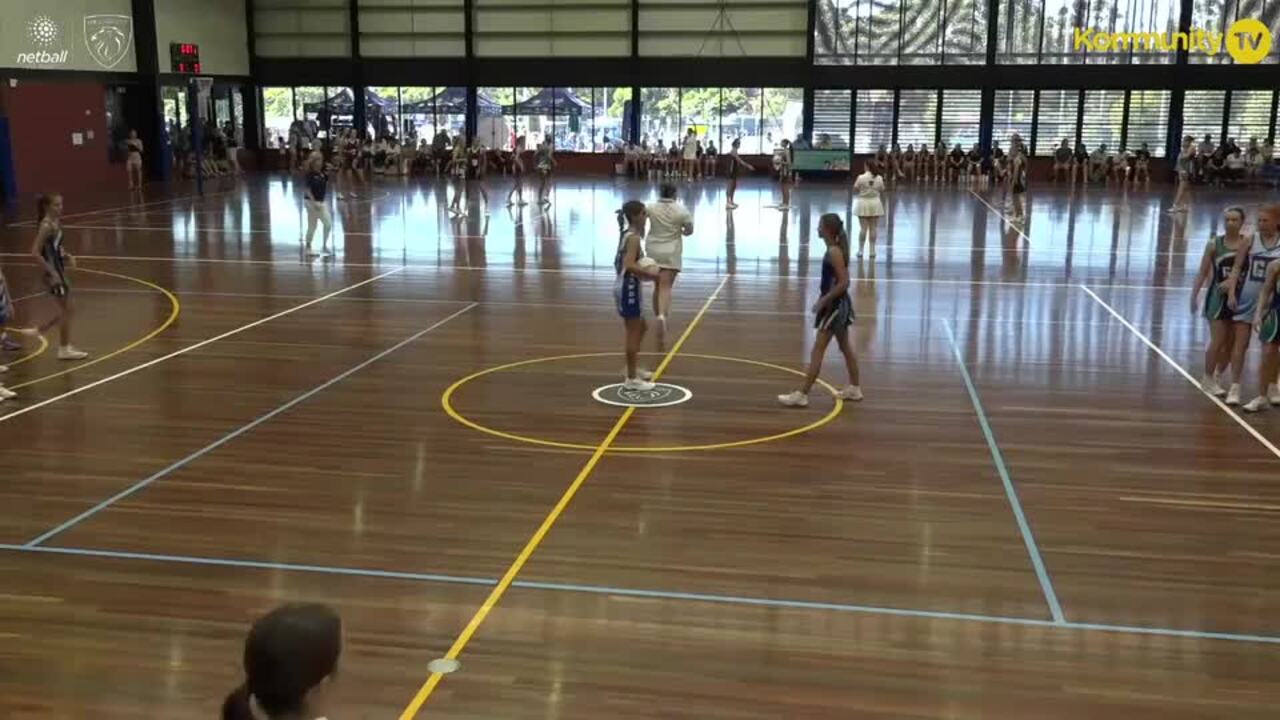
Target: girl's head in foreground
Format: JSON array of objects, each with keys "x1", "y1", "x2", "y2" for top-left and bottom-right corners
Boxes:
[
  {"x1": 222, "y1": 603, "x2": 343, "y2": 720},
  {"x1": 818, "y1": 213, "x2": 850, "y2": 262}
]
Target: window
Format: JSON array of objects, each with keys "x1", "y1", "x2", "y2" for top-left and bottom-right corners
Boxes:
[
  {"x1": 1079, "y1": 90, "x2": 1124, "y2": 152},
  {"x1": 596, "y1": 88, "x2": 629, "y2": 152},
  {"x1": 681, "y1": 88, "x2": 723, "y2": 151},
  {"x1": 1192, "y1": 0, "x2": 1280, "y2": 64},
  {"x1": 642, "y1": 0, "x2": 806, "y2": 57},
  {"x1": 640, "y1": 87, "x2": 680, "y2": 153},
  {"x1": 993, "y1": 90, "x2": 1034, "y2": 151},
  {"x1": 368, "y1": 86, "x2": 401, "y2": 140},
  {"x1": 1126, "y1": 90, "x2": 1170, "y2": 156},
  {"x1": 1227, "y1": 91, "x2": 1276, "y2": 144},
  {"x1": 1183, "y1": 90, "x2": 1226, "y2": 146},
  {"x1": 722, "y1": 89, "x2": 763, "y2": 154},
  {"x1": 1083, "y1": 0, "x2": 1179, "y2": 64},
  {"x1": 552, "y1": 88, "x2": 625, "y2": 152},
  {"x1": 896, "y1": 90, "x2": 937, "y2": 150},
  {"x1": 813, "y1": 89, "x2": 851, "y2": 149},
  {"x1": 817, "y1": 0, "x2": 989, "y2": 64},
  {"x1": 475, "y1": 0, "x2": 630, "y2": 56},
  {"x1": 939, "y1": 89, "x2": 981, "y2": 149},
  {"x1": 853, "y1": 89, "x2": 893, "y2": 153},
  {"x1": 762, "y1": 88, "x2": 804, "y2": 150},
  {"x1": 358, "y1": 0, "x2": 466, "y2": 57},
  {"x1": 997, "y1": 0, "x2": 1178, "y2": 64},
  {"x1": 995, "y1": 0, "x2": 1042, "y2": 62},
  {"x1": 478, "y1": 86, "x2": 514, "y2": 149},
  {"x1": 1036, "y1": 90, "x2": 1080, "y2": 153},
  {"x1": 261, "y1": 87, "x2": 294, "y2": 148}
]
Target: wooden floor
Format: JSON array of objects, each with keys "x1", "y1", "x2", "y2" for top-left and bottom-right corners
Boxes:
[{"x1": 1, "y1": 173, "x2": 1279, "y2": 719}]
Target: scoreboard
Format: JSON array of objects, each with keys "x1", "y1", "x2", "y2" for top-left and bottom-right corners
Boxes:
[{"x1": 170, "y1": 43, "x2": 201, "y2": 73}]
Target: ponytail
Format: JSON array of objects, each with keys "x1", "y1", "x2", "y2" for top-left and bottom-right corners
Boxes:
[
  {"x1": 819, "y1": 212, "x2": 850, "y2": 266},
  {"x1": 35, "y1": 193, "x2": 58, "y2": 223},
  {"x1": 616, "y1": 207, "x2": 626, "y2": 241}
]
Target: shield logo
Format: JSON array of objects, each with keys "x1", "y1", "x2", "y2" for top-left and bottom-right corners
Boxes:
[
  {"x1": 618, "y1": 386, "x2": 673, "y2": 403},
  {"x1": 83, "y1": 14, "x2": 133, "y2": 69}
]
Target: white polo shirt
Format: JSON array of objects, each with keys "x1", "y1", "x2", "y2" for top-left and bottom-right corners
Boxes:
[{"x1": 644, "y1": 198, "x2": 693, "y2": 270}]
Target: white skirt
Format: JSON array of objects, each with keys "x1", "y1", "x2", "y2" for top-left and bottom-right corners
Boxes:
[
  {"x1": 682, "y1": 147, "x2": 696, "y2": 161},
  {"x1": 854, "y1": 196, "x2": 884, "y2": 218},
  {"x1": 645, "y1": 239, "x2": 682, "y2": 271}
]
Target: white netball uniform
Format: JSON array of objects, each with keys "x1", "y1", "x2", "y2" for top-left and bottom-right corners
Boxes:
[{"x1": 853, "y1": 171, "x2": 884, "y2": 218}]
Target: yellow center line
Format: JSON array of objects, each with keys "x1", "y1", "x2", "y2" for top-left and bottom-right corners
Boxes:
[{"x1": 398, "y1": 275, "x2": 730, "y2": 719}]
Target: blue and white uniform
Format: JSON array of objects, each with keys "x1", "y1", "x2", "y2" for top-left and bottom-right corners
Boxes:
[
  {"x1": 814, "y1": 247, "x2": 854, "y2": 331},
  {"x1": 613, "y1": 230, "x2": 645, "y2": 319},
  {"x1": 0, "y1": 269, "x2": 14, "y2": 325},
  {"x1": 1233, "y1": 233, "x2": 1280, "y2": 323},
  {"x1": 40, "y1": 225, "x2": 69, "y2": 298}
]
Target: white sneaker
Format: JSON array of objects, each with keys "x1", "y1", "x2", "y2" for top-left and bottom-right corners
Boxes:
[
  {"x1": 1243, "y1": 396, "x2": 1269, "y2": 413},
  {"x1": 622, "y1": 368, "x2": 653, "y2": 381},
  {"x1": 0, "y1": 385, "x2": 15, "y2": 399},
  {"x1": 57, "y1": 346, "x2": 88, "y2": 361},
  {"x1": 304, "y1": 246, "x2": 319, "y2": 257},
  {"x1": 320, "y1": 248, "x2": 333, "y2": 258},
  {"x1": 836, "y1": 385, "x2": 864, "y2": 401},
  {"x1": 777, "y1": 390, "x2": 809, "y2": 407},
  {"x1": 1226, "y1": 384, "x2": 1241, "y2": 406},
  {"x1": 726, "y1": 202, "x2": 738, "y2": 210},
  {"x1": 622, "y1": 378, "x2": 655, "y2": 391},
  {"x1": 1201, "y1": 376, "x2": 1225, "y2": 396}
]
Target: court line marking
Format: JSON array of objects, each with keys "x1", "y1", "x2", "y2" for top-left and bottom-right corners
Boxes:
[
  {"x1": 0, "y1": 267, "x2": 406, "y2": 425},
  {"x1": 7, "y1": 268, "x2": 181, "y2": 391},
  {"x1": 2, "y1": 543, "x2": 1277, "y2": 645},
  {"x1": 22, "y1": 302, "x2": 476, "y2": 547},
  {"x1": 1079, "y1": 284, "x2": 1280, "y2": 461},
  {"x1": 2, "y1": 334, "x2": 49, "y2": 369},
  {"x1": 442, "y1": 351, "x2": 842, "y2": 452},
  {"x1": 968, "y1": 189, "x2": 1031, "y2": 243},
  {"x1": 399, "y1": 276, "x2": 730, "y2": 719},
  {"x1": 10, "y1": 190, "x2": 235, "y2": 226},
  {"x1": 941, "y1": 318, "x2": 1065, "y2": 625},
  {"x1": 0, "y1": 253, "x2": 1199, "y2": 291}
]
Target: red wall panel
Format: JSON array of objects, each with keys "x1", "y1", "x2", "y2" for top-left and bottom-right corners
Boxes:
[{"x1": 0, "y1": 82, "x2": 121, "y2": 197}]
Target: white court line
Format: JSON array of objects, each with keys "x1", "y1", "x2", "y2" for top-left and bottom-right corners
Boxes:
[
  {"x1": 1079, "y1": 283, "x2": 1280, "y2": 461},
  {"x1": 0, "y1": 267, "x2": 406, "y2": 425},
  {"x1": 11, "y1": 190, "x2": 235, "y2": 226},
  {"x1": 967, "y1": 188, "x2": 1029, "y2": 243},
  {"x1": 0, "y1": 253, "x2": 1196, "y2": 291}
]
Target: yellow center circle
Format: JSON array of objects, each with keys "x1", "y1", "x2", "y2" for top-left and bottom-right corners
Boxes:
[
  {"x1": 441, "y1": 352, "x2": 845, "y2": 453},
  {"x1": 1226, "y1": 18, "x2": 1271, "y2": 64}
]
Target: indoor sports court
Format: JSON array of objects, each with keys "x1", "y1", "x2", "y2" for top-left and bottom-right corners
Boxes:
[{"x1": 1, "y1": 1, "x2": 1279, "y2": 719}]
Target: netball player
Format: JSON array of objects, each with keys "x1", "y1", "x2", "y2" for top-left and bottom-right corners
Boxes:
[
  {"x1": 1071, "y1": 141, "x2": 1089, "y2": 186},
  {"x1": 682, "y1": 128, "x2": 698, "y2": 180},
  {"x1": 506, "y1": 135, "x2": 527, "y2": 207},
  {"x1": 447, "y1": 135, "x2": 468, "y2": 216},
  {"x1": 1007, "y1": 142, "x2": 1028, "y2": 221},
  {"x1": 931, "y1": 141, "x2": 947, "y2": 184},
  {"x1": 1051, "y1": 139, "x2": 1071, "y2": 182},
  {"x1": 902, "y1": 144, "x2": 917, "y2": 183},
  {"x1": 1190, "y1": 207, "x2": 1247, "y2": 396},
  {"x1": 1133, "y1": 142, "x2": 1152, "y2": 184},
  {"x1": 1234, "y1": 205, "x2": 1280, "y2": 411},
  {"x1": 1169, "y1": 136, "x2": 1194, "y2": 213},
  {"x1": 615, "y1": 200, "x2": 660, "y2": 390},
  {"x1": 125, "y1": 129, "x2": 144, "y2": 190},
  {"x1": 777, "y1": 213, "x2": 863, "y2": 406},
  {"x1": 1226, "y1": 204, "x2": 1280, "y2": 406},
  {"x1": 29, "y1": 194, "x2": 87, "y2": 361},
  {"x1": 300, "y1": 151, "x2": 334, "y2": 257},
  {"x1": 852, "y1": 160, "x2": 885, "y2": 259},
  {"x1": 776, "y1": 139, "x2": 795, "y2": 209},
  {"x1": 535, "y1": 137, "x2": 555, "y2": 206},
  {"x1": 645, "y1": 182, "x2": 693, "y2": 338},
  {"x1": 0, "y1": 263, "x2": 39, "y2": 401},
  {"x1": 725, "y1": 138, "x2": 753, "y2": 210},
  {"x1": 221, "y1": 604, "x2": 343, "y2": 720}
]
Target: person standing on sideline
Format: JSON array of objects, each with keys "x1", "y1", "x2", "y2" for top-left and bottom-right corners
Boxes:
[
  {"x1": 777, "y1": 213, "x2": 863, "y2": 407},
  {"x1": 681, "y1": 127, "x2": 698, "y2": 180},
  {"x1": 1170, "y1": 136, "x2": 1194, "y2": 213},
  {"x1": 507, "y1": 135, "x2": 527, "y2": 207},
  {"x1": 30, "y1": 194, "x2": 88, "y2": 361},
  {"x1": 302, "y1": 151, "x2": 334, "y2": 258},
  {"x1": 645, "y1": 182, "x2": 694, "y2": 339},
  {"x1": 852, "y1": 160, "x2": 885, "y2": 259},
  {"x1": 725, "y1": 138, "x2": 753, "y2": 210},
  {"x1": 535, "y1": 137, "x2": 556, "y2": 206},
  {"x1": 125, "y1": 129, "x2": 144, "y2": 190}
]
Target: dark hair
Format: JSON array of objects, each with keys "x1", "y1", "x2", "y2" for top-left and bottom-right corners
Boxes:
[
  {"x1": 818, "y1": 213, "x2": 850, "y2": 266},
  {"x1": 615, "y1": 200, "x2": 646, "y2": 239},
  {"x1": 36, "y1": 193, "x2": 60, "y2": 222},
  {"x1": 1224, "y1": 206, "x2": 1246, "y2": 222},
  {"x1": 658, "y1": 182, "x2": 678, "y2": 200},
  {"x1": 222, "y1": 604, "x2": 342, "y2": 720}
]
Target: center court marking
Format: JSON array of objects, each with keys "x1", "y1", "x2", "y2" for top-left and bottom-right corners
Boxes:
[
  {"x1": 442, "y1": 352, "x2": 842, "y2": 452},
  {"x1": 398, "y1": 276, "x2": 729, "y2": 719},
  {"x1": 21, "y1": 303, "x2": 477, "y2": 547},
  {"x1": 6, "y1": 267, "x2": 181, "y2": 391},
  {"x1": 0, "y1": 267, "x2": 406, "y2": 424}
]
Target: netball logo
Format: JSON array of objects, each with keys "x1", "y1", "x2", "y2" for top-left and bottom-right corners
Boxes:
[
  {"x1": 592, "y1": 382, "x2": 693, "y2": 407},
  {"x1": 27, "y1": 16, "x2": 60, "y2": 47},
  {"x1": 16, "y1": 15, "x2": 68, "y2": 65},
  {"x1": 84, "y1": 14, "x2": 133, "y2": 69}
]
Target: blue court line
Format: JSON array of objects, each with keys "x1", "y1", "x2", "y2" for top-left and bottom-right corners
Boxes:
[
  {"x1": 3, "y1": 543, "x2": 1277, "y2": 644},
  {"x1": 22, "y1": 303, "x2": 478, "y2": 548},
  {"x1": 941, "y1": 318, "x2": 1066, "y2": 625}
]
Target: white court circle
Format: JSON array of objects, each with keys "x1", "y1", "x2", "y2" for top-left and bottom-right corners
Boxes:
[{"x1": 592, "y1": 382, "x2": 693, "y2": 408}]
